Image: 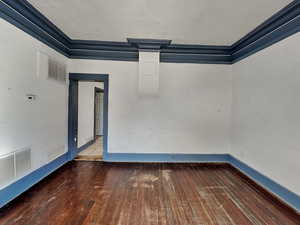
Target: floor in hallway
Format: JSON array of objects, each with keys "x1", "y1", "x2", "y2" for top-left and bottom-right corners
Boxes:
[
  {"x1": 0, "y1": 162, "x2": 299, "y2": 225},
  {"x1": 76, "y1": 136, "x2": 103, "y2": 161}
]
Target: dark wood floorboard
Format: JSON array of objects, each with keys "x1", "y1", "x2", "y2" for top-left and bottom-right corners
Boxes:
[{"x1": 0, "y1": 162, "x2": 299, "y2": 225}]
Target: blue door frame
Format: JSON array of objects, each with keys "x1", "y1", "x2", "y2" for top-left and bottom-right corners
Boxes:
[{"x1": 68, "y1": 73, "x2": 109, "y2": 160}]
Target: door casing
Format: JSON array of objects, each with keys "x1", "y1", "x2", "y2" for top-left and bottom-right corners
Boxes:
[{"x1": 68, "y1": 73, "x2": 109, "y2": 160}]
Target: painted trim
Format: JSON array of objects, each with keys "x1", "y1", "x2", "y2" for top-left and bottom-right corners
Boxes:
[
  {"x1": 1, "y1": 0, "x2": 299, "y2": 63},
  {"x1": 105, "y1": 153, "x2": 230, "y2": 163},
  {"x1": 0, "y1": 0, "x2": 70, "y2": 57},
  {"x1": 160, "y1": 53, "x2": 232, "y2": 64},
  {"x1": 68, "y1": 73, "x2": 109, "y2": 161},
  {"x1": 228, "y1": 155, "x2": 300, "y2": 213},
  {"x1": 0, "y1": 153, "x2": 69, "y2": 208},
  {"x1": 231, "y1": 1, "x2": 300, "y2": 63},
  {"x1": 69, "y1": 49, "x2": 139, "y2": 62},
  {"x1": 77, "y1": 139, "x2": 95, "y2": 154},
  {"x1": 68, "y1": 79, "x2": 79, "y2": 160}
]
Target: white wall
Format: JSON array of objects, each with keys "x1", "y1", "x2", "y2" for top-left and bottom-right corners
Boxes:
[
  {"x1": 231, "y1": 33, "x2": 300, "y2": 195},
  {"x1": 77, "y1": 82, "x2": 103, "y2": 147},
  {"x1": 96, "y1": 92, "x2": 104, "y2": 136},
  {"x1": 0, "y1": 18, "x2": 68, "y2": 186},
  {"x1": 69, "y1": 60, "x2": 232, "y2": 154}
]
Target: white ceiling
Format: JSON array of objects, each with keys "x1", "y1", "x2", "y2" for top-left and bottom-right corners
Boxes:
[{"x1": 27, "y1": 0, "x2": 292, "y2": 45}]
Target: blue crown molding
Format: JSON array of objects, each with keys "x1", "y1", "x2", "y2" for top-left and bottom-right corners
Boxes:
[
  {"x1": 231, "y1": 0, "x2": 300, "y2": 63},
  {"x1": 0, "y1": 0, "x2": 299, "y2": 63},
  {"x1": 0, "y1": 0, "x2": 70, "y2": 57},
  {"x1": 160, "y1": 53, "x2": 232, "y2": 64},
  {"x1": 69, "y1": 49, "x2": 139, "y2": 61},
  {"x1": 1, "y1": 0, "x2": 70, "y2": 45}
]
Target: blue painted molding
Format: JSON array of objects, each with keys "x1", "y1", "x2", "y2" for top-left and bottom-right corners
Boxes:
[
  {"x1": 228, "y1": 155, "x2": 300, "y2": 212},
  {"x1": 0, "y1": 153, "x2": 69, "y2": 208},
  {"x1": 160, "y1": 53, "x2": 232, "y2": 64},
  {"x1": 127, "y1": 38, "x2": 172, "y2": 51},
  {"x1": 1, "y1": 0, "x2": 299, "y2": 63},
  {"x1": 0, "y1": 0, "x2": 70, "y2": 57},
  {"x1": 105, "y1": 153, "x2": 230, "y2": 163},
  {"x1": 231, "y1": 0, "x2": 300, "y2": 63},
  {"x1": 69, "y1": 49, "x2": 139, "y2": 62}
]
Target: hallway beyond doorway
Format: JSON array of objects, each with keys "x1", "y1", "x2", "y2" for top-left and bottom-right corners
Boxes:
[{"x1": 76, "y1": 136, "x2": 103, "y2": 161}]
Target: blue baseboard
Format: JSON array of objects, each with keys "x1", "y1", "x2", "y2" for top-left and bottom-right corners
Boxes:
[
  {"x1": 0, "y1": 153, "x2": 69, "y2": 208},
  {"x1": 228, "y1": 155, "x2": 300, "y2": 212},
  {"x1": 77, "y1": 139, "x2": 95, "y2": 154},
  {"x1": 104, "y1": 153, "x2": 230, "y2": 163}
]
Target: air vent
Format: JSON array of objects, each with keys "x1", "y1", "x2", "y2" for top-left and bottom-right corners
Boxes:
[
  {"x1": 0, "y1": 147, "x2": 31, "y2": 189},
  {"x1": 48, "y1": 57, "x2": 67, "y2": 84},
  {"x1": 0, "y1": 153, "x2": 15, "y2": 189}
]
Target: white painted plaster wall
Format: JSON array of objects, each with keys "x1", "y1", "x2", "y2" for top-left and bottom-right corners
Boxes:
[
  {"x1": 231, "y1": 33, "x2": 300, "y2": 195},
  {"x1": 77, "y1": 82, "x2": 103, "y2": 147},
  {"x1": 69, "y1": 60, "x2": 232, "y2": 154},
  {"x1": 0, "y1": 19, "x2": 68, "y2": 180}
]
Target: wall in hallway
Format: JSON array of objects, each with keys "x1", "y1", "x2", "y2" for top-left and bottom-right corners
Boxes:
[
  {"x1": 69, "y1": 60, "x2": 232, "y2": 154},
  {"x1": 96, "y1": 92, "x2": 104, "y2": 136},
  {"x1": 0, "y1": 19, "x2": 68, "y2": 189},
  {"x1": 231, "y1": 33, "x2": 300, "y2": 195},
  {"x1": 77, "y1": 82, "x2": 103, "y2": 148}
]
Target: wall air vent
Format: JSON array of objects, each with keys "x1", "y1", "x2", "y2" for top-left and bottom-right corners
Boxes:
[
  {"x1": 0, "y1": 153, "x2": 15, "y2": 189},
  {"x1": 0, "y1": 147, "x2": 31, "y2": 189},
  {"x1": 48, "y1": 57, "x2": 67, "y2": 84}
]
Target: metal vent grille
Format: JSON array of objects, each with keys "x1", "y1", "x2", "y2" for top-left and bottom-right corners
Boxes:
[
  {"x1": 0, "y1": 148, "x2": 31, "y2": 189},
  {"x1": 0, "y1": 153, "x2": 15, "y2": 189},
  {"x1": 48, "y1": 58, "x2": 66, "y2": 83}
]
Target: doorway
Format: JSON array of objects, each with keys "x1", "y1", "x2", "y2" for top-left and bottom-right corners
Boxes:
[{"x1": 68, "y1": 73, "x2": 109, "y2": 161}]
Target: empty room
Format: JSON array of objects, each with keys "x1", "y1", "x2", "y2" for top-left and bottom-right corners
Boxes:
[{"x1": 0, "y1": 0, "x2": 299, "y2": 224}]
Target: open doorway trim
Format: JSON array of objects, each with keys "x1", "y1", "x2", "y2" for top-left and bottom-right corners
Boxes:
[{"x1": 68, "y1": 73, "x2": 109, "y2": 161}]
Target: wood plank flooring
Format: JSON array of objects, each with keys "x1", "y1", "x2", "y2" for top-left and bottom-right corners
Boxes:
[{"x1": 0, "y1": 162, "x2": 299, "y2": 225}]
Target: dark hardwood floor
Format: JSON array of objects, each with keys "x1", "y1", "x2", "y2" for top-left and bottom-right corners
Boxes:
[{"x1": 0, "y1": 162, "x2": 299, "y2": 225}]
